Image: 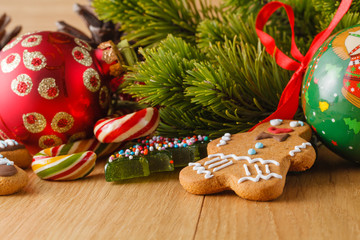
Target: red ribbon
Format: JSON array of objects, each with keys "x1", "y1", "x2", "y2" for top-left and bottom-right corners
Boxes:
[{"x1": 251, "y1": 0, "x2": 352, "y2": 130}]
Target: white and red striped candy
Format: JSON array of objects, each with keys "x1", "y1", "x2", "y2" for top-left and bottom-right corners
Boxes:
[{"x1": 94, "y1": 107, "x2": 160, "y2": 143}]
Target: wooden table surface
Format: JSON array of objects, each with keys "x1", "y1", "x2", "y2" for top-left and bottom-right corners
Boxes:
[{"x1": 1, "y1": 1, "x2": 360, "y2": 239}]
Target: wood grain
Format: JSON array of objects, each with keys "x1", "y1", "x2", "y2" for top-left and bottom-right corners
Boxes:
[
  {"x1": 1, "y1": 161, "x2": 204, "y2": 239},
  {"x1": 1, "y1": 0, "x2": 360, "y2": 239}
]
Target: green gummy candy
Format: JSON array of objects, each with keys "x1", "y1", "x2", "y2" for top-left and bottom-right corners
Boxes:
[
  {"x1": 147, "y1": 151, "x2": 174, "y2": 173},
  {"x1": 105, "y1": 151, "x2": 174, "y2": 181},
  {"x1": 169, "y1": 142, "x2": 209, "y2": 167},
  {"x1": 167, "y1": 147, "x2": 194, "y2": 167},
  {"x1": 190, "y1": 141, "x2": 209, "y2": 161},
  {"x1": 105, "y1": 136, "x2": 209, "y2": 181},
  {"x1": 105, "y1": 156, "x2": 150, "y2": 181}
]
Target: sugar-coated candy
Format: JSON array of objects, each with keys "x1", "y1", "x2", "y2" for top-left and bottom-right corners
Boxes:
[
  {"x1": 105, "y1": 135, "x2": 210, "y2": 181},
  {"x1": 105, "y1": 151, "x2": 174, "y2": 181}
]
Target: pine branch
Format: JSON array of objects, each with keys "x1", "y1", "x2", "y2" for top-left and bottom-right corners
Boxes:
[
  {"x1": 187, "y1": 37, "x2": 292, "y2": 124},
  {"x1": 222, "y1": 0, "x2": 269, "y2": 14},
  {"x1": 196, "y1": 13, "x2": 259, "y2": 50},
  {"x1": 124, "y1": 34, "x2": 294, "y2": 137},
  {"x1": 123, "y1": 35, "x2": 207, "y2": 110},
  {"x1": 92, "y1": 0, "x2": 221, "y2": 48}
]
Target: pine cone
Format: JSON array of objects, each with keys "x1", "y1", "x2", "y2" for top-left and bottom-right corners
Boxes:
[
  {"x1": 56, "y1": 2, "x2": 123, "y2": 48},
  {"x1": 0, "y1": 13, "x2": 21, "y2": 50}
]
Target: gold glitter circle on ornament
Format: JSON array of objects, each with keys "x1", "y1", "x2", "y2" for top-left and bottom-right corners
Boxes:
[
  {"x1": 11, "y1": 74, "x2": 33, "y2": 96},
  {"x1": 38, "y1": 78, "x2": 59, "y2": 100},
  {"x1": 72, "y1": 46, "x2": 92, "y2": 66},
  {"x1": 1, "y1": 53, "x2": 21, "y2": 73},
  {"x1": 99, "y1": 86, "x2": 110, "y2": 109},
  {"x1": 83, "y1": 68, "x2": 101, "y2": 92},
  {"x1": 22, "y1": 112, "x2": 47, "y2": 133},
  {"x1": 74, "y1": 38, "x2": 92, "y2": 51},
  {"x1": 23, "y1": 50, "x2": 47, "y2": 71},
  {"x1": 21, "y1": 35, "x2": 42, "y2": 48},
  {"x1": 51, "y1": 112, "x2": 74, "y2": 133},
  {"x1": 2, "y1": 36, "x2": 22, "y2": 52},
  {"x1": 39, "y1": 135, "x2": 62, "y2": 149},
  {"x1": 68, "y1": 132, "x2": 87, "y2": 142}
]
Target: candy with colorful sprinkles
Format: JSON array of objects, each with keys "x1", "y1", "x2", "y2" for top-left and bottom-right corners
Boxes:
[{"x1": 105, "y1": 135, "x2": 210, "y2": 181}]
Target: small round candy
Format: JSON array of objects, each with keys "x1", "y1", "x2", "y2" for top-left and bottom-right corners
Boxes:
[
  {"x1": 248, "y1": 148, "x2": 256, "y2": 155},
  {"x1": 255, "y1": 142, "x2": 264, "y2": 149}
]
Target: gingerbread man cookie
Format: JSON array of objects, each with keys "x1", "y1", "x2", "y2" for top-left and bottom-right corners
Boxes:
[{"x1": 179, "y1": 120, "x2": 316, "y2": 201}]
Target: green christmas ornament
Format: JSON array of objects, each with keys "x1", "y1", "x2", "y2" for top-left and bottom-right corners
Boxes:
[{"x1": 302, "y1": 25, "x2": 360, "y2": 163}]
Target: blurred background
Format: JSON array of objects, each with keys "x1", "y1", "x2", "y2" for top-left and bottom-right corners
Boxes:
[{"x1": 1, "y1": 0, "x2": 222, "y2": 34}]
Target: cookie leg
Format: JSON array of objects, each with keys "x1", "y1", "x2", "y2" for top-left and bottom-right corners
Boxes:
[{"x1": 230, "y1": 160, "x2": 290, "y2": 201}]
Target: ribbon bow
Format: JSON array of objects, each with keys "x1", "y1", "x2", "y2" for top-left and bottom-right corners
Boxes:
[{"x1": 252, "y1": 0, "x2": 352, "y2": 130}]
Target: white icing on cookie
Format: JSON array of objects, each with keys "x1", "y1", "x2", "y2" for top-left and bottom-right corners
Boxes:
[
  {"x1": 216, "y1": 133, "x2": 231, "y2": 147},
  {"x1": 204, "y1": 157, "x2": 220, "y2": 166},
  {"x1": 265, "y1": 164, "x2": 271, "y2": 174},
  {"x1": 189, "y1": 162, "x2": 213, "y2": 179},
  {"x1": 243, "y1": 164, "x2": 251, "y2": 176},
  {"x1": 238, "y1": 164, "x2": 282, "y2": 183},
  {"x1": 0, "y1": 139, "x2": 18, "y2": 149},
  {"x1": 289, "y1": 142, "x2": 312, "y2": 156},
  {"x1": 208, "y1": 153, "x2": 280, "y2": 166},
  {"x1": 0, "y1": 156, "x2": 14, "y2": 165},
  {"x1": 270, "y1": 119, "x2": 283, "y2": 126},
  {"x1": 189, "y1": 153, "x2": 281, "y2": 181},
  {"x1": 205, "y1": 157, "x2": 234, "y2": 172}
]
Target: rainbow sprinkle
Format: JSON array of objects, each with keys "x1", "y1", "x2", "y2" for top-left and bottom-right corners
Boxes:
[{"x1": 109, "y1": 135, "x2": 209, "y2": 162}]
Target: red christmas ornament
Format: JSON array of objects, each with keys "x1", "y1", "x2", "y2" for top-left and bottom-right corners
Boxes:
[{"x1": 0, "y1": 31, "x2": 111, "y2": 154}]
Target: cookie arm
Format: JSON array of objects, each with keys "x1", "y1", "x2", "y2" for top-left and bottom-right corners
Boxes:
[{"x1": 288, "y1": 142, "x2": 316, "y2": 172}]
